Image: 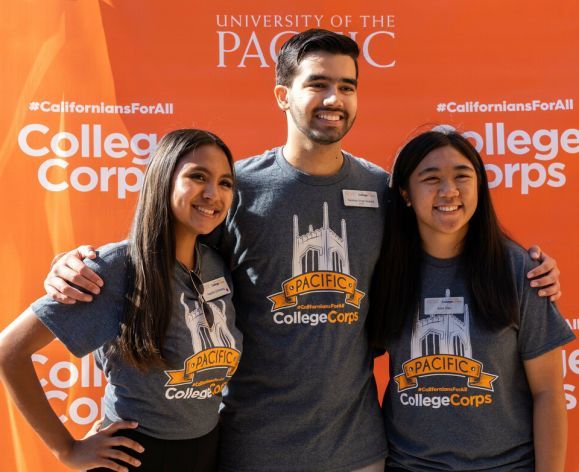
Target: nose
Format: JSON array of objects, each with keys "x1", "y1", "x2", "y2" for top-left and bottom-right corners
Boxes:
[
  {"x1": 203, "y1": 181, "x2": 219, "y2": 201},
  {"x1": 323, "y1": 85, "x2": 342, "y2": 107},
  {"x1": 438, "y1": 179, "x2": 459, "y2": 198}
]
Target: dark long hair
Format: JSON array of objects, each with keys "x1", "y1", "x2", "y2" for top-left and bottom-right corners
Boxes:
[
  {"x1": 368, "y1": 130, "x2": 518, "y2": 349},
  {"x1": 113, "y1": 129, "x2": 234, "y2": 370}
]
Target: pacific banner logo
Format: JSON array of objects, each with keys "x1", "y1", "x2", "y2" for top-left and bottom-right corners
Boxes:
[
  {"x1": 394, "y1": 289, "x2": 498, "y2": 392},
  {"x1": 165, "y1": 347, "x2": 240, "y2": 386},
  {"x1": 268, "y1": 202, "x2": 365, "y2": 311}
]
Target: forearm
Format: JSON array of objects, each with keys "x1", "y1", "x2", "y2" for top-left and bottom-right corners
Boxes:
[
  {"x1": 0, "y1": 309, "x2": 75, "y2": 461},
  {"x1": 532, "y1": 391, "x2": 567, "y2": 472},
  {"x1": 0, "y1": 352, "x2": 75, "y2": 460}
]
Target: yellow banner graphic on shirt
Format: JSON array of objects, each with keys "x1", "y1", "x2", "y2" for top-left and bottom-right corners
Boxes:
[
  {"x1": 268, "y1": 271, "x2": 365, "y2": 310},
  {"x1": 394, "y1": 354, "x2": 498, "y2": 392},
  {"x1": 164, "y1": 347, "x2": 240, "y2": 386}
]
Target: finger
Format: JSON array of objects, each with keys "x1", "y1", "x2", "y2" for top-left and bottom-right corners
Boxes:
[
  {"x1": 527, "y1": 244, "x2": 542, "y2": 261},
  {"x1": 53, "y1": 263, "x2": 101, "y2": 295},
  {"x1": 50, "y1": 252, "x2": 67, "y2": 267},
  {"x1": 109, "y1": 436, "x2": 145, "y2": 453},
  {"x1": 550, "y1": 291, "x2": 562, "y2": 302},
  {"x1": 529, "y1": 273, "x2": 556, "y2": 289},
  {"x1": 44, "y1": 283, "x2": 77, "y2": 304},
  {"x1": 93, "y1": 458, "x2": 129, "y2": 472},
  {"x1": 62, "y1": 255, "x2": 103, "y2": 289},
  {"x1": 46, "y1": 274, "x2": 94, "y2": 302},
  {"x1": 537, "y1": 285, "x2": 560, "y2": 298},
  {"x1": 77, "y1": 245, "x2": 98, "y2": 260},
  {"x1": 106, "y1": 448, "x2": 142, "y2": 468},
  {"x1": 102, "y1": 421, "x2": 139, "y2": 435},
  {"x1": 527, "y1": 260, "x2": 557, "y2": 279}
]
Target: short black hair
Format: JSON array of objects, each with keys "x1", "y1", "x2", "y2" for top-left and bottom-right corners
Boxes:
[{"x1": 276, "y1": 29, "x2": 359, "y2": 86}]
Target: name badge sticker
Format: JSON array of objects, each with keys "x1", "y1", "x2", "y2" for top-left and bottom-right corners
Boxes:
[
  {"x1": 424, "y1": 296, "x2": 464, "y2": 315},
  {"x1": 203, "y1": 277, "x2": 231, "y2": 301},
  {"x1": 342, "y1": 190, "x2": 379, "y2": 208}
]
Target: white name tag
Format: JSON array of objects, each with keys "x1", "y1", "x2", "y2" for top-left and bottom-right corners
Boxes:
[
  {"x1": 424, "y1": 296, "x2": 464, "y2": 315},
  {"x1": 202, "y1": 277, "x2": 231, "y2": 301},
  {"x1": 342, "y1": 189, "x2": 379, "y2": 208}
]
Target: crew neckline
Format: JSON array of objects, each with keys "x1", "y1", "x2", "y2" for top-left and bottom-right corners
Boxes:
[
  {"x1": 422, "y1": 250, "x2": 462, "y2": 268},
  {"x1": 274, "y1": 147, "x2": 352, "y2": 186}
]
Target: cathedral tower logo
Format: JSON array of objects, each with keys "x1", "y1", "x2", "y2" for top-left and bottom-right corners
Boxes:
[{"x1": 268, "y1": 202, "x2": 364, "y2": 311}]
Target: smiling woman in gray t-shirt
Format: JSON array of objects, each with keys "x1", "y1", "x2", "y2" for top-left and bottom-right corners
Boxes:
[
  {"x1": 369, "y1": 130, "x2": 574, "y2": 472},
  {"x1": 0, "y1": 129, "x2": 242, "y2": 472}
]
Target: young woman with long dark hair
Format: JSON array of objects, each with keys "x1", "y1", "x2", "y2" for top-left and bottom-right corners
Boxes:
[
  {"x1": 369, "y1": 130, "x2": 574, "y2": 472},
  {"x1": 0, "y1": 129, "x2": 242, "y2": 472}
]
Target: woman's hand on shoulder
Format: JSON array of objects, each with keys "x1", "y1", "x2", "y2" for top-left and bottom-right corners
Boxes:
[{"x1": 60, "y1": 420, "x2": 143, "y2": 472}]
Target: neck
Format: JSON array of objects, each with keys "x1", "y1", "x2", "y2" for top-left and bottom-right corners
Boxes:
[
  {"x1": 175, "y1": 230, "x2": 197, "y2": 270},
  {"x1": 283, "y1": 137, "x2": 344, "y2": 176},
  {"x1": 420, "y1": 234, "x2": 465, "y2": 259}
]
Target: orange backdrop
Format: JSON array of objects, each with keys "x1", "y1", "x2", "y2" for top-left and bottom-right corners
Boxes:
[{"x1": 1, "y1": 1, "x2": 578, "y2": 470}]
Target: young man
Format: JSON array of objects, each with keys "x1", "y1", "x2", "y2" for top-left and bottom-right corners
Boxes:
[{"x1": 45, "y1": 30, "x2": 561, "y2": 471}]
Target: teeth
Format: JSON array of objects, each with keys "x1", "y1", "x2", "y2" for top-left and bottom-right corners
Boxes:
[
  {"x1": 437, "y1": 205, "x2": 459, "y2": 212},
  {"x1": 317, "y1": 113, "x2": 341, "y2": 121},
  {"x1": 194, "y1": 206, "x2": 216, "y2": 216}
]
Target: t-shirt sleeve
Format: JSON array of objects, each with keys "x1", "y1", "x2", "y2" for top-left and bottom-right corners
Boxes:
[
  {"x1": 513, "y1": 246, "x2": 575, "y2": 360},
  {"x1": 31, "y1": 242, "x2": 129, "y2": 358}
]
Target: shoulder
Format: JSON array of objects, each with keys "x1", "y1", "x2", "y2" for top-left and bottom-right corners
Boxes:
[
  {"x1": 84, "y1": 241, "x2": 129, "y2": 276},
  {"x1": 234, "y1": 148, "x2": 278, "y2": 176},
  {"x1": 93, "y1": 240, "x2": 129, "y2": 261},
  {"x1": 344, "y1": 151, "x2": 391, "y2": 185},
  {"x1": 232, "y1": 148, "x2": 285, "y2": 199},
  {"x1": 504, "y1": 239, "x2": 538, "y2": 277}
]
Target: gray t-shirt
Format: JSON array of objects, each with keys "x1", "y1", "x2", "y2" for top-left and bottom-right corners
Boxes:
[
  {"x1": 32, "y1": 241, "x2": 243, "y2": 440},
  {"x1": 383, "y1": 242, "x2": 575, "y2": 471},
  {"x1": 217, "y1": 147, "x2": 389, "y2": 471}
]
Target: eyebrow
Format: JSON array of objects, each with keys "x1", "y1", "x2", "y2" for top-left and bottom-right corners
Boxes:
[
  {"x1": 184, "y1": 165, "x2": 234, "y2": 180},
  {"x1": 417, "y1": 164, "x2": 475, "y2": 176},
  {"x1": 305, "y1": 74, "x2": 358, "y2": 87}
]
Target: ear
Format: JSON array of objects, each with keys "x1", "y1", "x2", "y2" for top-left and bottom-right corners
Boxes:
[
  {"x1": 274, "y1": 84, "x2": 290, "y2": 111},
  {"x1": 400, "y1": 188, "x2": 411, "y2": 207}
]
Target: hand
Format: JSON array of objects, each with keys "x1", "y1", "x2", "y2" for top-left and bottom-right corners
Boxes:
[
  {"x1": 44, "y1": 245, "x2": 103, "y2": 304},
  {"x1": 527, "y1": 245, "x2": 561, "y2": 302},
  {"x1": 60, "y1": 420, "x2": 144, "y2": 472}
]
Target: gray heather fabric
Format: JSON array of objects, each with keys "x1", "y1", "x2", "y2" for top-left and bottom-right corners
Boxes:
[
  {"x1": 383, "y1": 241, "x2": 575, "y2": 471},
  {"x1": 217, "y1": 147, "x2": 389, "y2": 471},
  {"x1": 32, "y1": 241, "x2": 242, "y2": 440}
]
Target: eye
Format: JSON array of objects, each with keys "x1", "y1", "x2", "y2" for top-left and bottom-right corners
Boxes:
[
  {"x1": 456, "y1": 174, "x2": 473, "y2": 181},
  {"x1": 220, "y1": 179, "x2": 234, "y2": 189},
  {"x1": 188, "y1": 172, "x2": 207, "y2": 182},
  {"x1": 309, "y1": 82, "x2": 326, "y2": 89},
  {"x1": 421, "y1": 176, "x2": 439, "y2": 183},
  {"x1": 340, "y1": 85, "x2": 356, "y2": 93}
]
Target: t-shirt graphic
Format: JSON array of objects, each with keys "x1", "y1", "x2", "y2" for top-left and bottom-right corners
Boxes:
[
  {"x1": 384, "y1": 248, "x2": 575, "y2": 471},
  {"x1": 394, "y1": 289, "x2": 497, "y2": 395},
  {"x1": 268, "y1": 202, "x2": 364, "y2": 318},
  {"x1": 164, "y1": 293, "x2": 240, "y2": 392}
]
